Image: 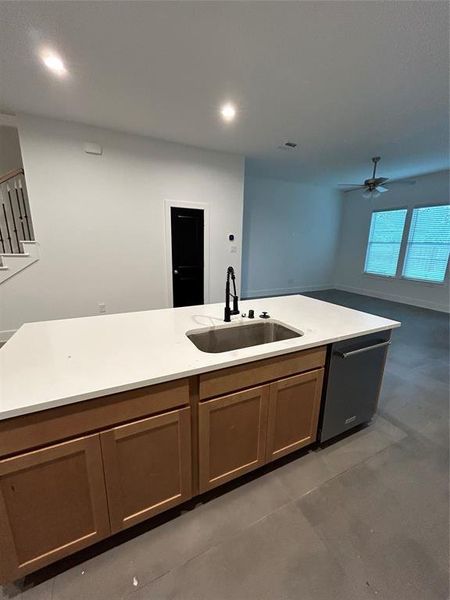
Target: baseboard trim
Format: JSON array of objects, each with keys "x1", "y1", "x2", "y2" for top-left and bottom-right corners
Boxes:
[
  {"x1": 242, "y1": 283, "x2": 332, "y2": 300},
  {"x1": 0, "y1": 329, "x2": 17, "y2": 343},
  {"x1": 334, "y1": 284, "x2": 450, "y2": 313}
]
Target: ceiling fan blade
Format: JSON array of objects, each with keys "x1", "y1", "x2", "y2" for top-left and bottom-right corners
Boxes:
[
  {"x1": 376, "y1": 177, "x2": 389, "y2": 184},
  {"x1": 337, "y1": 183, "x2": 364, "y2": 187},
  {"x1": 343, "y1": 186, "x2": 365, "y2": 193},
  {"x1": 376, "y1": 185, "x2": 389, "y2": 193},
  {"x1": 393, "y1": 179, "x2": 417, "y2": 186}
]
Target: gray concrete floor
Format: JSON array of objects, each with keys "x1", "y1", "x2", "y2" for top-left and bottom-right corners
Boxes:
[{"x1": 2, "y1": 291, "x2": 449, "y2": 600}]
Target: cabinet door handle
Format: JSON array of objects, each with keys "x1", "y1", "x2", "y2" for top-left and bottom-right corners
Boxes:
[{"x1": 337, "y1": 340, "x2": 391, "y2": 359}]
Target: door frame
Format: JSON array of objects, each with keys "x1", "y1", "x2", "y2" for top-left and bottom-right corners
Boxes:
[{"x1": 164, "y1": 199, "x2": 210, "y2": 307}]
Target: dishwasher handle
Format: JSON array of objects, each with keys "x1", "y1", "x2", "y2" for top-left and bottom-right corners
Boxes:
[{"x1": 336, "y1": 340, "x2": 391, "y2": 359}]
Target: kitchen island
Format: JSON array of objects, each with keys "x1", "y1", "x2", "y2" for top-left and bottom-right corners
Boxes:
[{"x1": 0, "y1": 295, "x2": 399, "y2": 582}]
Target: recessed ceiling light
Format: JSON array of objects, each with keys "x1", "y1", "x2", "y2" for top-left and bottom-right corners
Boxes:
[
  {"x1": 220, "y1": 102, "x2": 236, "y2": 122},
  {"x1": 41, "y1": 50, "x2": 67, "y2": 76}
]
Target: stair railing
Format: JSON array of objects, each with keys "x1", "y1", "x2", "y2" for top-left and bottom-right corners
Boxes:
[{"x1": 0, "y1": 169, "x2": 34, "y2": 254}]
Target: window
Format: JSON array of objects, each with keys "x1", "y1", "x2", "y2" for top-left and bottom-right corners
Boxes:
[
  {"x1": 364, "y1": 209, "x2": 407, "y2": 277},
  {"x1": 402, "y1": 205, "x2": 450, "y2": 283}
]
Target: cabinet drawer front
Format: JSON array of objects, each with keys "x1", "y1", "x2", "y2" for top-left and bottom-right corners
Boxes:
[
  {"x1": 266, "y1": 368, "x2": 324, "y2": 462},
  {"x1": 0, "y1": 378, "x2": 189, "y2": 459},
  {"x1": 198, "y1": 385, "x2": 269, "y2": 493},
  {"x1": 100, "y1": 407, "x2": 192, "y2": 533},
  {"x1": 0, "y1": 434, "x2": 109, "y2": 583},
  {"x1": 199, "y1": 347, "x2": 326, "y2": 400}
]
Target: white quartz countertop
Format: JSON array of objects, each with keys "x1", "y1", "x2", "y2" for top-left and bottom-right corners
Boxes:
[{"x1": 0, "y1": 295, "x2": 400, "y2": 420}]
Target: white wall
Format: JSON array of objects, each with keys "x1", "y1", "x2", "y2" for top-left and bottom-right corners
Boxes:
[
  {"x1": 242, "y1": 175, "x2": 342, "y2": 298},
  {"x1": 334, "y1": 170, "x2": 450, "y2": 312},
  {"x1": 0, "y1": 126, "x2": 23, "y2": 175},
  {"x1": 0, "y1": 115, "x2": 244, "y2": 335}
]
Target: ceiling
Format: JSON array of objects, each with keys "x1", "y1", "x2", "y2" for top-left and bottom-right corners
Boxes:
[{"x1": 0, "y1": 1, "x2": 448, "y2": 184}]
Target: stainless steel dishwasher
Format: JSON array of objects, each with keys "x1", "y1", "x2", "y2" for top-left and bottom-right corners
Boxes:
[{"x1": 318, "y1": 330, "x2": 392, "y2": 443}]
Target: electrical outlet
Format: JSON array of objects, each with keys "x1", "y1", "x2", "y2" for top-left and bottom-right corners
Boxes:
[
  {"x1": 98, "y1": 302, "x2": 107, "y2": 314},
  {"x1": 230, "y1": 245, "x2": 237, "y2": 254}
]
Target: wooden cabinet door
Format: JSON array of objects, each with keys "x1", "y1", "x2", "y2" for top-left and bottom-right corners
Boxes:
[
  {"x1": 266, "y1": 368, "x2": 324, "y2": 462},
  {"x1": 100, "y1": 407, "x2": 192, "y2": 533},
  {"x1": 198, "y1": 385, "x2": 269, "y2": 493},
  {"x1": 0, "y1": 434, "x2": 109, "y2": 583}
]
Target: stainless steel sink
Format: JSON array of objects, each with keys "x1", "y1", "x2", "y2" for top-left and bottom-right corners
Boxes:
[{"x1": 187, "y1": 321, "x2": 302, "y2": 353}]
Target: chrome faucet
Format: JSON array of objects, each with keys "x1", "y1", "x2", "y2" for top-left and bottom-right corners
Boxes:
[{"x1": 224, "y1": 266, "x2": 240, "y2": 322}]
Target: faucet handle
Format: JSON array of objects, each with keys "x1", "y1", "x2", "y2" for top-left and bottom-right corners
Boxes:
[{"x1": 260, "y1": 311, "x2": 270, "y2": 319}]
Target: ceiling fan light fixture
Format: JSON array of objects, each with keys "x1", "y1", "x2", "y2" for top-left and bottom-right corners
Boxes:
[
  {"x1": 340, "y1": 156, "x2": 391, "y2": 200},
  {"x1": 362, "y1": 188, "x2": 381, "y2": 200}
]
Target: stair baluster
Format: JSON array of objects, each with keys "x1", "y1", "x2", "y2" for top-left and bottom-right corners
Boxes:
[{"x1": 0, "y1": 169, "x2": 34, "y2": 257}]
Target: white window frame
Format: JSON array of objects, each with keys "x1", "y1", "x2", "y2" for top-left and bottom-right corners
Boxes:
[
  {"x1": 400, "y1": 203, "x2": 450, "y2": 286},
  {"x1": 363, "y1": 203, "x2": 450, "y2": 286},
  {"x1": 363, "y1": 207, "x2": 408, "y2": 279}
]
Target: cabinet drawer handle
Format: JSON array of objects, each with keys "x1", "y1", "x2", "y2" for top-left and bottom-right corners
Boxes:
[{"x1": 337, "y1": 340, "x2": 391, "y2": 359}]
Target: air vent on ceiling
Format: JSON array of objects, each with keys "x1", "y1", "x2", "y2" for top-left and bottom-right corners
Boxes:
[{"x1": 277, "y1": 141, "x2": 298, "y2": 151}]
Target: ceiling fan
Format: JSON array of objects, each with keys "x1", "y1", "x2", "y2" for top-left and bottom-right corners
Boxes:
[{"x1": 339, "y1": 156, "x2": 416, "y2": 198}]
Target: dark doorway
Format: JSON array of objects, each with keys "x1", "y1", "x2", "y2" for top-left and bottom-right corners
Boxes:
[{"x1": 171, "y1": 206, "x2": 204, "y2": 307}]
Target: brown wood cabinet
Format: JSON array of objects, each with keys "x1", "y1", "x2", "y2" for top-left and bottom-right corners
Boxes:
[
  {"x1": 100, "y1": 407, "x2": 192, "y2": 532},
  {"x1": 266, "y1": 368, "x2": 324, "y2": 462},
  {"x1": 198, "y1": 367, "x2": 324, "y2": 492},
  {"x1": 198, "y1": 385, "x2": 270, "y2": 492},
  {"x1": 0, "y1": 434, "x2": 110, "y2": 581},
  {"x1": 0, "y1": 347, "x2": 328, "y2": 583}
]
